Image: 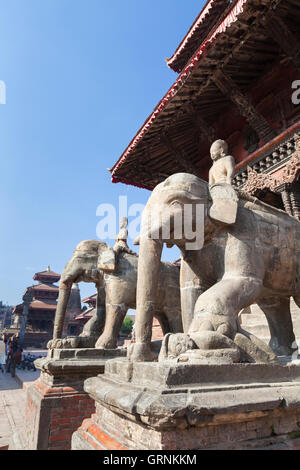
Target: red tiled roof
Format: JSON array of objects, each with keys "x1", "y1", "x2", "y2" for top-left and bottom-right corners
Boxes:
[
  {"x1": 29, "y1": 300, "x2": 57, "y2": 310},
  {"x1": 13, "y1": 299, "x2": 57, "y2": 314},
  {"x1": 29, "y1": 283, "x2": 59, "y2": 292},
  {"x1": 166, "y1": 0, "x2": 230, "y2": 73},
  {"x1": 74, "y1": 307, "x2": 94, "y2": 321},
  {"x1": 33, "y1": 270, "x2": 61, "y2": 281},
  {"x1": 82, "y1": 294, "x2": 97, "y2": 304},
  {"x1": 111, "y1": 0, "x2": 249, "y2": 186}
]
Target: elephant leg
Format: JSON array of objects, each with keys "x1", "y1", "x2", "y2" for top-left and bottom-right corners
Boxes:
[
  {"x1": 257, "y1": 297, "x2": 297, "y2": 356},
  {"x1": 180, "y1": 258, "x2": 207, "y2": 333},
  {"x1": 81, "y1": 285, "x2": 106, "y2": 338},
  {"x1": 52, "y1": 282, "x2": 72, "y2": 340},
  {"x1": 95, "y1": 303, "x2": 127, "y2": 349},
  {"x1": 190, "y1": 277, "x2": 263, "y2": 339},
  {"x1": 132, "y1": 238, "x2": 163, "y2": 361}
]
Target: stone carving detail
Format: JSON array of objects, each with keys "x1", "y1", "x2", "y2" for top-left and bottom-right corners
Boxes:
[
  {"x1": 209, "y1": 139, "x2": 235, "y2": 186},
  {"x1": 129, "y1": 169, "x2": 300, "y2": 364},
  {"x1": 209, "y1": 140, "x2": 238, "y2": 225},
  {"x1": 48, "y1": 236, "x2": 182, "y2": 350},
  {"x1": 113, "y1": 217, "x2": 136, "y2": 256}
]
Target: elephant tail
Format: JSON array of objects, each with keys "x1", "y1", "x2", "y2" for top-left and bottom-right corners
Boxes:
[{"x1": 53, "y1": 280, "x2": 72, "y2": 340}]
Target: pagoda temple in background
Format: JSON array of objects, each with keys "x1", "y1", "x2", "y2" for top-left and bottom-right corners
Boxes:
[
  {"x1": 74, "y1": 294, "x2": 97, "y2": 328},
  {"x1": 11, "y1": 266, "x2": 82, "y2": 348},
  {"x1": 110, "y1": 0, "x2": 300, "y2": 215}
]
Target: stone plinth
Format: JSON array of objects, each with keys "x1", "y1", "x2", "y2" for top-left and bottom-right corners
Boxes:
[
  {"x1": 23, "y1": 348, "x2": 126, "y2": 450},
  {"x1": 72, "y1": 358, "x2": 300, "y2": 450}
]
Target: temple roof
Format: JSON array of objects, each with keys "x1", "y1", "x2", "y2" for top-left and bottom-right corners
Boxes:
[
  {"x1": 82, "y1": 294, "x2": 97, "y2": 305},
  {"x1": 29, "y1": 300, "x2": 57, "y2": 310},
  {"x1": 74, "y1": 307, "x2": 94, "y2": 321},
  {"x1": 29, "y1": 283, "x2": 59, "y2": 292},
  {"x1": 13, "y1": 299, "x2": 57, "y2": 314},
  {"x1": 33, "y1": 266, "x2": 61, "y2": 282},
  {"x1": 110, "y1": 0, "x2": 300, "y2": 190},
  {"x1": 166, "y1": 0, "x2": 230, "y2": 73}
]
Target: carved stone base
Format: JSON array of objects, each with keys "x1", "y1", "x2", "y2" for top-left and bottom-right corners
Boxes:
[
  {"x1": 72, "y1": 358, "x2": 300, "y2": 450},
  {"x1": 21, "y1": 348, "x2": 126, "y2": 450}
]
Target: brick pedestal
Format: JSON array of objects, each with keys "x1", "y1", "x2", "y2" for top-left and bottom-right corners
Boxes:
[
  {"x1": 72, "y1": 358, "x2": 300, "y2": 450},
  {"x1": 22, "y1": 348, "x2": 126, "y2": 450},
  {"x1": 26, "y1": 373, "x2": 95, "y2": 450}
]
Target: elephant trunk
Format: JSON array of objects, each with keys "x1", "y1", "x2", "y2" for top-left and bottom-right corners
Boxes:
[
  {"x1": 53, "y1": 281, "x2": 72, "y2": 340},
  {"x1": 135, "y1": 237, "x2": 163, "y2": 344}
]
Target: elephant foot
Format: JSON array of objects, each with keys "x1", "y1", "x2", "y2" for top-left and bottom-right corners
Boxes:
[
  {"x1": 47, "y1": 336, "x2": 97, "y2": 350},
  {"x1": 159, "y1": 331, "x2": 241, "y2": 363},
  {"x1": 95, "y1": 336, "x2": 118, "y2": 350},
  {"x1": 157, "y1": 326, "x2": 278, "y2": 364},
  {"x1": 177, "y1": 348, "x2": 241, "y2": 364},
  {"x1": 127, "y1": 342, "x2": 156, "y2": 362}
]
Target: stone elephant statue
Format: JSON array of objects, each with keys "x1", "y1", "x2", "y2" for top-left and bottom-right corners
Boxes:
[
  {"x1": 48, "y1": 240, "x2": 182, "y2": 349},
  {"x1": 130, "y1": 173, "x2": 300, "y2": 363}
]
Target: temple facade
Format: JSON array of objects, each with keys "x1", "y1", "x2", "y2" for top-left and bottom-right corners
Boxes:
[
  {"x1": 0, "y1": 302, "x2": 13, "y2": 329},
  {"x1": 110, "y1": 0, "x2": 300, "y2": 215},
  {"x1": 12, "y1": 267, "x2": 82, "y2": 348}
]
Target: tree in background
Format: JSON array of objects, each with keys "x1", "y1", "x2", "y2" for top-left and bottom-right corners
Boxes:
[{"x1": 120, "y1": 316, "x2": 134, "y2": 335}]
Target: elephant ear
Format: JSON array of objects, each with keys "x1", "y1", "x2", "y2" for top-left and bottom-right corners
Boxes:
[
  {"x1": 98, "y1": 245, "x2": 116, "y2": 272},
  {"x1": 209, "y1": 183, "x2": 238, "y2": 225}
]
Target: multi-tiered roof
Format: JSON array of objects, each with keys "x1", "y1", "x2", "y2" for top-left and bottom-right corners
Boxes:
[{"x1": 110, "y1": 0, "x2": 300, "y2": 190}]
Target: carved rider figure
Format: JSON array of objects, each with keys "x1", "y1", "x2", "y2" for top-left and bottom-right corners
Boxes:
[
  {"x1": 209, "y1": 139, "x2": 235, "y2": 186},
  {"x1": 113, "y1": 217, "x2": 136, "y2": 256},
  {"x1": 208, "y1": 139, "x2": 238, "y2": 225}
]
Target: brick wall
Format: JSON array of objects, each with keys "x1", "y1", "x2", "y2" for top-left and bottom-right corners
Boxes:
[
  {"x1": 25, "y1": 375, "x2": 95, "y2": 450},
  {"x1": 72, "y1": 401, "x2": 300, "y2": 451}
]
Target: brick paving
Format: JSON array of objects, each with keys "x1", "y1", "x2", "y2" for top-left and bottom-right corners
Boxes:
[
  {"x1": 0, "y1": 370, "x2": 26, "y2": 449},
  {"x1": 0, "y1": 340, "x2": 28, "y2": 449}
]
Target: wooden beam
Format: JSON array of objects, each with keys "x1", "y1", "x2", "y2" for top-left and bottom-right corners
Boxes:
[
  {"x1": 187, "y1": 103, "x2": 217, "y2": 145},
  {"x1": 160, "y1": 132, "x2": 200, "y2": 176},
  {"x1": 213, "y1": 69, "x2": 276, "y2": 143},
  {"x1": 262, "y1": 13, "x2": 300, "y2": 69}
]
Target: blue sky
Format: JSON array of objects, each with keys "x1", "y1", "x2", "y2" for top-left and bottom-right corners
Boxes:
[{"x1": 0, "y1": 0, "x2": 205, "y2": 305}]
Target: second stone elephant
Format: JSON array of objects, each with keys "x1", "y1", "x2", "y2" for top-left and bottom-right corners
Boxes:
[{"x1": 49, "y1": 240, "x2": 182, "y2": 349}]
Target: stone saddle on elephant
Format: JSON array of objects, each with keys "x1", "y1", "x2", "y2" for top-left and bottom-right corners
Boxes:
[
  {"x1": 48, "y1": 239, "x2": 182, "y2": 350},
  {"x1": 129, "y1": 173, "x2": 300, "y2": 363}
]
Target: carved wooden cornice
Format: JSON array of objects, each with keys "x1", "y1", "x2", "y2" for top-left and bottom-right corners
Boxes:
[
  {"x1": 243, "y1": 137, "x2": 300, "y2": 196},
  {"x1": 234, "y1": 131, "x2": 300, "y2": 188},
  {"x1": 243, "y1": 166, "x2": 278, "y2": 196},
  {"x1": 280, "y1": 135, "x2": 300, "y2": 184},
  {"x1": 242, "y1": 137, "x2": 300, "y2": 219},
  {"x1": 243, "y1": 167, "x2": 275, "y2": 195}
]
